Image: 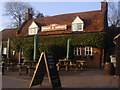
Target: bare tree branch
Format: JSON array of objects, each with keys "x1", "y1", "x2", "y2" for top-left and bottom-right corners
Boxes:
[
  {"x1": 108, "y1": 1, "x2": 120, "y2": 27},
  {"x1": 4, "y1": 2, "x2": 44, "y2": 28}
]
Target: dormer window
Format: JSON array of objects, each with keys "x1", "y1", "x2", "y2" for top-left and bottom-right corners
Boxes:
[
  {"x1": 72, "y1": 16, "x2": 84, "y2": 32},
  {"x1": 29, "y1": 28, "x2": 38, "y2": 35},
  {"x1": 28, "y1": 21, "x2": 39, "y2": 35}
]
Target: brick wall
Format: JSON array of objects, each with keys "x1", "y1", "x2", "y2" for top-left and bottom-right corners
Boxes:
[
  {"x1": 85, "y1": 48, "x2": 103, "y2": 68},
  {"x1": 75, "y1": 47, "x2": 103, "y2": 68}
]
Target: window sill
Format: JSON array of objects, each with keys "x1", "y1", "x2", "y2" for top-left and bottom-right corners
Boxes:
[
  {"x1": 72, "y1": 30, "x2": 83, "y2": 32},
  {"x1": 83, "y1": 55, "x2": 93, "y2": 59}
]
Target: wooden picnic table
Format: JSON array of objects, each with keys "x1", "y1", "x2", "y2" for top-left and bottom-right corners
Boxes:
[
  {"x1": 56, "y1": 59, "x2": 86, "y2": 71},
  {"x1": 76, "y1": 60, "x2": 86, "y2": 70},
  {"x1": 56, "y1": 59, "x2": 72, "y2": 71},
  {"x1": 17, "y1": 62, "x2": 36, "y2": 75}
]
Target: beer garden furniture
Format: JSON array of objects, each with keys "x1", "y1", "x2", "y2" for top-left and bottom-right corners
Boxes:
[
  {"x1": 56, "y1": 59, "x2": 86, "y2": 71},
  {"x1": 56, "y1": 59, "x2": 72, "y2": 71},
  {"x1": 76, "y1": 60, "x2": 86, "y2": 70},
  {"x1": 17, "y1": 61, "x2": 36, "y2": 75}
]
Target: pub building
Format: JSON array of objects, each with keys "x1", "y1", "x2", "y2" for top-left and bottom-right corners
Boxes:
[{"x1": 1, "y1": 0, "x2": 108, "y2": 69}]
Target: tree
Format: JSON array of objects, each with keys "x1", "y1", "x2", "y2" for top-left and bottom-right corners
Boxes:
[
  {"x1": 4, "y1": 2, "x2": 44, "y2": 28},
  {"x1": 34, "y1": 11, "x2": 44, "y2": 18},
  {"x1": 108, "y1": 1, "x2": 120, "y2": 27}
]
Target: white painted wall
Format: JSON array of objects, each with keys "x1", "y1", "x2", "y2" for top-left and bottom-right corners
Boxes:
[
  {"x1": 29, "y1": 21, "x2": 38, "y2": 29},
  {"x1": 72, "y1": 16, "x2": 84, "y2": 24}
]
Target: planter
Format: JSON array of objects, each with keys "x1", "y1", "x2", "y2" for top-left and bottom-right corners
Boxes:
[{"x1": 104, "y1": 62, "x2": 115, "y2": 75}]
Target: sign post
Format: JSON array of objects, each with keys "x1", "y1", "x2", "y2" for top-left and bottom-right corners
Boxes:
[{"x1": 29, "y1": 52, "x2": 61, "y2": 89}]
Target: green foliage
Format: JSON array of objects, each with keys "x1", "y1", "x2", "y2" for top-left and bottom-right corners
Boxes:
[
  {"x1": 11, "y1": 38, "x2": 22, "y2": 52},
  {"x1": 11, "y1": 37, "x2": 34, "y2": 60},
  {"x1": 39, "y1": 32, "x2": 105, "y2": 50},
  {"x1": 11, "y1": 32, "x2": 105, "y2": 61}
]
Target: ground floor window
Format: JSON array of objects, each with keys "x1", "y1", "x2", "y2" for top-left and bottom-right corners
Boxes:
[
  {"x1": 74, "y1": 46, "x2": 93, "y2": 56},
  {"x1": 3, "y1": 47, "x2": 7, "y2": 55},
  {"x1": 85, "y1": 46, "x2": 92, "y2": 55},
  {"x1": 74, "y1": 47, "x2": 81, "y2": 56},
  {"x1": 12, "y1": 51, "x2": 15, "y2": 55}
]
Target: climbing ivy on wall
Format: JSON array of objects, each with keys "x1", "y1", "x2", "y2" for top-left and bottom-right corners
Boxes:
[
  {"x1": 38, "y1": 32, "x2": 105, "y2": 50},
  {"x1": 11, "y1": 32, "x2": 105, "y2": 60}
]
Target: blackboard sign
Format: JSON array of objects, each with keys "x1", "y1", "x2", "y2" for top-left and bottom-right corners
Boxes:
[
  {"x1": 45, "y1": 53, "x2": 61, "y2": 88},
  {"x1": 29, "y1": 52, "x2": 46, "y2": 88},
  {"x1": 29, "y1": 52, "x2": 61, "y2": 88}
]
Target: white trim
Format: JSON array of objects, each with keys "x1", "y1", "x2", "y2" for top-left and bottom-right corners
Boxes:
[
  {"x1": 85, "y1": 46, "x2": 92, "y2": 55},
  {"x1": 28, "y1": 28, "x2": 39, "y2": 35},
  {"x1": 28, "y1": 21, "x2": 39, "y2": 35},
  {"x1": 72, "y1": 16, "x2": 84, "y2": 32},
  {"x1": 72, "y1": 16, "x2": 83, "y2": 24},
  {"x1": 3, "y1": 47, "x2": 7, "y2": 55},
  {"x1": 29, "y1": 21, "x2": 38, "y2": 29},
  {"x1": 13, "y1": 51, "x2": 15, "y2": 55},
  {"x1": 74, "y1": 47, "x2": 81, "y2": 56}
]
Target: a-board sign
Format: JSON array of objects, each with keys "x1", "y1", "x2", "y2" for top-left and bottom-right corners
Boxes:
[
  {"x1": 29, "y1": 52, "x2": 46, "y2": 87},
  {"x1": 29, "y1": 52, "x2": 61, "y2": 88},
  {"x1": 45, "y1": 53, "x2": 61, "y2": 88}
]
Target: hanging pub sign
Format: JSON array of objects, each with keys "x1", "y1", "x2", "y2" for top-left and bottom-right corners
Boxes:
[
  {"x1": 41, "y1": 24, "x2": 67, "y2": 32},
  {"x1": 29, "y1": 52, "x2": 61, "y2": 89}
]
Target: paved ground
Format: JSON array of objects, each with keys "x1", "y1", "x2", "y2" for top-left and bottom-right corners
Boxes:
[{"x1": 2, "y1": 69, "x2": 119, "y2": 89}]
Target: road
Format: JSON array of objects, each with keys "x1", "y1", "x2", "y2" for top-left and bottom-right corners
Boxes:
[
  {"x1": 2, "y1": 69, "x2": 119, "y2": 89},
  {"x1": 2, "y1": 75, "x2": 30, "y2": 88}
]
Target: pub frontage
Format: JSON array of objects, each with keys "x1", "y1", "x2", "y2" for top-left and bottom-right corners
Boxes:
[{"x1": 1, "y1": 1, "x2": 108, "y2": 70}]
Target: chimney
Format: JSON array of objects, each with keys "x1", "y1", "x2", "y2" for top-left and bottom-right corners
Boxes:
[
  {"x1": 25, "y1": 8, "x2": 33, "y2": 21},
  {"x1": 101, "y1": 0, "x2": 108, "y2": 12},
  {"x1": 101, "y1": 0, "x2": 108, "y2": 30}
]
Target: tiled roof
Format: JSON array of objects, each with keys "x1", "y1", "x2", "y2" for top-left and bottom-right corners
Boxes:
[
  {"x1": 17, "y1": 10, "x2": 105, "y2": 37},
  {"x1": 1, "y1": 28, "x2": 17, "y2": 41}
]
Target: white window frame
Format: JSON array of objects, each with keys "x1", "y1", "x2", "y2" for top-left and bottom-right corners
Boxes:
[
  {"x1": 28, "y1": 28, "x2": 39, "y2": 35},
  {"x1": 13, "y1": 51, "x2": 15, "y2": 55},
  {"x1": 72, "y1": 16, "x2": 84, "y2": 32},
  {"x1": 72, "y1": 23, "x2": 77, "y2": 31},
  {"x1": 85, "y1": 46, "x2": 92, "y2": 55},
  {"x1": 74, "y1": 47, "x2": 81, "y2": 56},
  {"x1": 3, "y1": 47, "x2": 7, "y2": 55},
  {"x1": 72, "y1": 23, "x2": 84, "y2": 31},
  {"x1": 77, "y1": 23, "x2": 83, "y2": 31}
]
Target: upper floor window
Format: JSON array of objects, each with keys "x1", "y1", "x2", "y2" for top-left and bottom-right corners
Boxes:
[
  {"x1": 72, "y1": 23, "x2": 83, "y2": 31},
  {"x1": 28, "y1": 21, "x2": 39, "y2": 35},
  {"x1": 85, "y1": 46, "x2": 92, "y2": 55},
  {"x1": 74, "y1": 47, "x2": 81, "y2": 56},
  {"x1": 28, "y1": 28, "x2": 38, "y2": 35},
  {"x1": 72, "y1": 16, "x2": 84, "y2": 32}
]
